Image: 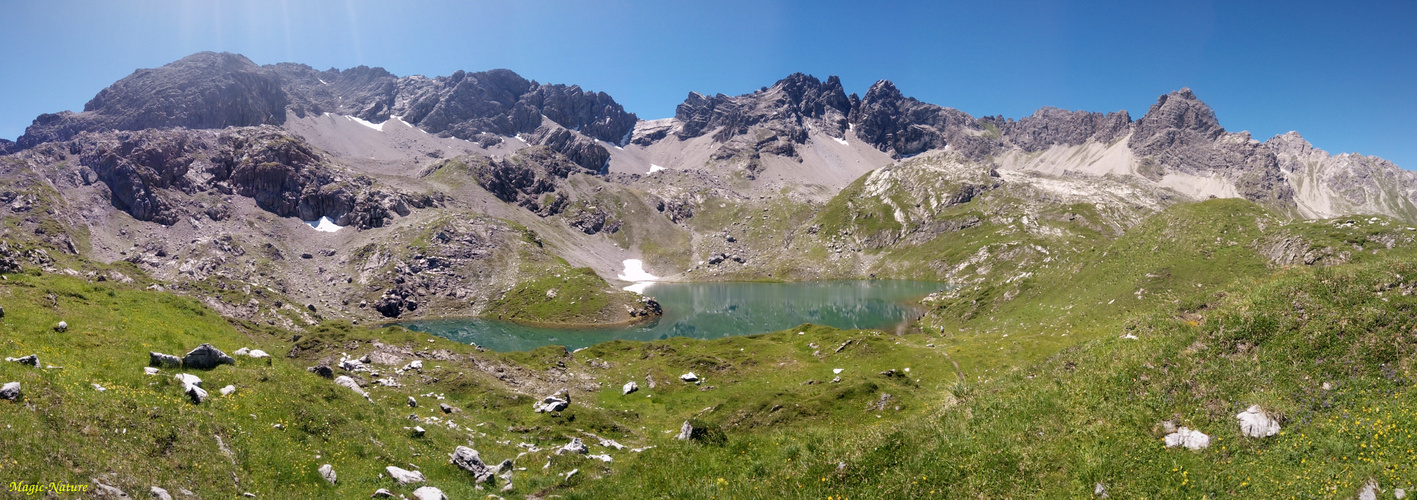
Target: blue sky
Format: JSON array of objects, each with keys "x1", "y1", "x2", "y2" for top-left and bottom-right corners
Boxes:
[{"x1": 2, "y1": 0, "x2": 1414, "y2": 167}]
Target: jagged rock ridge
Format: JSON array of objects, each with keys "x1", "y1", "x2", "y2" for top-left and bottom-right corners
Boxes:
[{"x1": 16, "y1": 52, "x2": 636, "y2": 171}]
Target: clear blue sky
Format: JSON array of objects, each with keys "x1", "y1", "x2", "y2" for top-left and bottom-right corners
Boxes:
[{"x1": 2, "y1": 1, "x2": 1414, "y2": 168}]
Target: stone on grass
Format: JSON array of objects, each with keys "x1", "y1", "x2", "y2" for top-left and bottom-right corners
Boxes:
[
  {"x1": 412, "y1": 426, "x2": 425, "y2": 437},
  {"x1": 451, "y1": 446, "x2": 496, "y2": 483},
  {"x1": 54, "y1": 321, "x2": 67, "y2": 332},
  {"x1": 6, "y1": 354, "x2": 37, "y2": 366},
  {"x1": 371, "y1": 489, "x2": 395, "y2": 498},
  {"x1": 234, "y1": 347, "x2": 250, "y2": 356},
  {"x1": 440, "y1": 403, "x2": 453, "y2": 414},
  {"x1": 408, "y1": 396, "x2": 418, "y2": 408},
  {"x1": 340, "y1": 359, "x2": 367, "y2": 372},
  {"x1": 385, "y1": 465, "x2": 424, "y2": 484},
  {"x1": 411, "y1": 486, "x2": 447, "y2": 500},
  {"x1": 220, "y1": 385, "x2": 236, "y2": 396},
  {"x1": 186, "y1": 385, "x2": 208, "y2": 404},
  {"x1": 1359, "y1": 480, "x2": 1379, "y2": 500},
  {"x1": 174, "y1": 373, "x2": 202, "y2": 388},
  {"x1": 247, "y1": 350, "x2": 269, "y2": 359},
  {"x1": 622, "y1": 381, "x2": 638, "y2": 395},
  {"x1": 144, "y1": 367, "x2": 160, "y2": 376},
  {"x1": 680, "y1": 372, "x2": 699, "y2": 382},
  {"x1": 151, "y1": 485, "x2": 173, "y2": 499},
  {"x1": 558, "y1": 437, "x2": 588, "y2": 455},
  {"x1": 182, "y1": 344, "x2": 235, "y2": 369},
  {"x1": 334, "y1": 375, "x2": 365, "y2": 396},
  {"x1": 588, "y1": 453, "x2": 613, "y2": 462},
  {"x1": 1094, "y1": 482, "x2": 1108, "y2": 498},
  {"x1": 677, "y1": 421, "x2": 694, "y2": 441},
  {"x1": 1, "y1": 381, "x2": 20, "y2": 400},
  {"x1": 1395, "y1": 487, "x2": 1406, "y2": 499},
  {"x1": 150, "y1": 352, "x2": 181, "y2": 368},
  {"x1": 1237, "y1": 405, "x2": 1281, "y2": 438},
  {"x1": 533, "y1": 391, "x2": 569, "y2": 413},
  {"x1": 318, "y1": 463, "x2": 336, "y2": 484},
  {"x1": 308, "y1": 365, "x2": 334, "y2": 378},
  {"x1": 91, "y1": 479, "x2": 126, "y2": 497},
  {"x1": 1163, "y1": 427, "x2": 1211, "y2": 450}
]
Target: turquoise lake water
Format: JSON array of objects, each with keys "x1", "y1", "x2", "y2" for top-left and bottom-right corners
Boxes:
[{"x1": 399, "y1": 281, "x2": 947, "y2": 352}]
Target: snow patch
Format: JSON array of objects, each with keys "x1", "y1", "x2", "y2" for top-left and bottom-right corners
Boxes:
[
  {"x1": 618, "y1": 259, "x2": 658, "y2": 281},
  {"x1": 346, "y1": 115, "x2": 384, "y2": 132},
  {"x1": 648, "y1": 164, "x2": 665, "y2": 174},
  {"x1": 618, "y1": 259, "x2": 658, "y2": 293},
  {"x1": 305, "y1": 216, "x2": 343, "y2": 233}
]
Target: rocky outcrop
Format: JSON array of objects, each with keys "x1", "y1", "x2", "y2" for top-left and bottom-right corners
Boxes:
[
  {"x1": 450, "y1": 446, "x2": 497, "y2": 483},
  {"x1": 65, "y1": 127, "x2": 431, "y2": 228},
  {"x1": 992, "y1": 107, "x2": 1132, "y2": 151}
]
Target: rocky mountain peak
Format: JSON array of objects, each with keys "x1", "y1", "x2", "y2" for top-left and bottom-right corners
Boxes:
[
  {"x1": 850, "y1": 80, "x2": 992, "y2": 159},
  {"x1": 19, "y1": 51, "x2": 289, "y2": 148},
  {"x1": 1265, "y1": 131, "x2": 1315, "y2": 156},
  {"x1": 1131, "y1": 87, "x2": 1224, "y2": 145},
  {"x1": 673, "y1": 72, "x2": 851, "y2": 142}
]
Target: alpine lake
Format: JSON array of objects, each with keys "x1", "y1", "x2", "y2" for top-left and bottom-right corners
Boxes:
[{"x1": 400, "y1": 281, "x2": 948, "y2": 352}]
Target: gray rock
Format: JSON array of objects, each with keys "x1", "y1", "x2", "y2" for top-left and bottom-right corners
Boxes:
[
  {"x1": 150, "y1": 486, "x2": 172, "y2": 499},
  {"x1": 318, "y1": 463, "x2": 336, "y2": 484},
  {"x1": 5, "y1": 354, "x2": 37, "y2": 366},
  {"x1": 533, "y1": 391, "x2": 569, "y2": 413},
  {"x1": 144, "y1": 367, "x2": 159, "y2": 375},
  {"x1": 371, "y1": 488, "x2": 395, "y2": 498},
  {"x1": 334, "y1": 375, "x2": 365, "y2": 396},
  {"x1": 1358, "y1": 480, "x2": 1378, "y2": 500},
  {"x1": 439, "y1": 403, "x2": 453, "y2": 414},
  {"x1": 411, "y1": 486, "x2": 446, "y2": 500},
  {"x1": 150, "y1": 352, "x2": 181, "y2": 368},
  {"x1": 1094, "y1": 482, "x2": 1108, "y2": 498},
  {"x1": 92, "y1": 479, "x2": 129, "y2": 498},
  {"x1": 385, "y1": 465, "x2": 424, "y2": 484},
  {"x1": 182, "y1": 344, "x2": 234, "y2": 369},
  {"x1": 174, "y1": 373, "x2": 202, "y2": 388},
  {"x1": 308, "y1": 365, "x2": 334, "y2": 378},
  {"x1": 1237, "y1": 405, "x2": 1281, "y2": 438},
  {"x1": 233, "y1": 347, "x2": 250, "y2": 356},
  {"x1": 676, "y1": 421, "x2": 693, "y2": 441},
  {"x1": 408, "y1": 396, "x2": 418, "y2": 408},
  {"x1": 54, "y1": 321, "x2": 68, "y2": 332},
  {"x1": 622, "y1": 381, "x2": 638, "y2": 395},
  {"x1": 1, "y1": 381, "x2": 20, "y2": 400},
  {"x1": 451, "y1": 446, "x2": 496, "y2": 483},
  {"x1": 185, "y1": 384, "x2": 208, "y2": 404},
  {"x1": 220, "y1": 385, "x2": 236, "y2": 396},
  {"x1": 412, "y1": 426, "x2": 425, "y2": 437},
  {"x1": 1163, "y1": 427, "x2": 1211, "y2": 450},
  {"x1": 557, "y1": 437, "x2": 588, "y2": 455},
  {"x1": 247, "y1": 349, "x2": 269, "y2": 359},
  {"x1": 340, "y1": 359, "x2": 367, "y2": 372},
  {"x1": 680, "y1": 372, "x2": 698, "y2": 383}
]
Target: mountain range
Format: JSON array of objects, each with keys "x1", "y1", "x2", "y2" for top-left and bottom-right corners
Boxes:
[{"x1": 1, "y1": 51, "x2": 1414, "y2": 326}]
